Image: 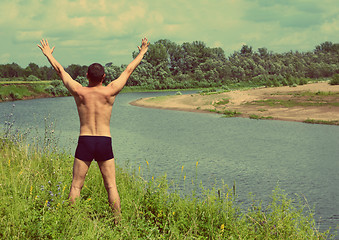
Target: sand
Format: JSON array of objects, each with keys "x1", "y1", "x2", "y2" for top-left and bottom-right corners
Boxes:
[{"x1": 130, "y1": 81, "x2": 339, "y2": 124}]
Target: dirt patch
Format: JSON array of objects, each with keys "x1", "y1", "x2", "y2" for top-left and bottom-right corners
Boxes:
[{"x1": 130, "y1": 82, "x2": 339, "y2": 124}]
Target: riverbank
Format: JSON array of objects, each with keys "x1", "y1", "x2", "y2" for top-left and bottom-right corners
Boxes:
[
  {"x1": 131, "y1": 81, "x2": 339, "y2": 125},
  {"x1": 0, "y1": 81, "x2": 201, "y2": 102},
  {"x1": 0, "y1": 81, "x2": 53, "y2": 101},
  {"x1": 0, "y1": 137, "x2": 334, "y2": 239}
]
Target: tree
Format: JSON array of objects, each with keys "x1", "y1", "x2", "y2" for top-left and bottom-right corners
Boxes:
[{"x1": 240, "y1": 45, "x2": 253, "y2": 55}]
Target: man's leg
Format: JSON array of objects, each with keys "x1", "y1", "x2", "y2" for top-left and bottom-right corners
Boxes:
[
  {"x1": 97, "y1": 158, "x2": 121, "y2": 221},
  {"x1": 69, "y1": 158, "x2": 91, "y2": 204}
]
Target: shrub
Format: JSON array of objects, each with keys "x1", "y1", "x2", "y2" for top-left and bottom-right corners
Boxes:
[
  {"x1": 329, "y1": 74, "x2": 339, "y2": 85},
  {"x1": 26, "y1": 75, "x2": 40, "y2": 81},
  {"x1": 50, "y1": 80, "x2": 62, "y2": 87},
  {"x1": 76, "y1": 76, "x2": 88, "y2": 86}
]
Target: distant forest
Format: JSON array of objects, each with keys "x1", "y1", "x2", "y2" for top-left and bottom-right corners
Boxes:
[{"x1": 1, "y1": 40, "x2": 338, "y2": 89}]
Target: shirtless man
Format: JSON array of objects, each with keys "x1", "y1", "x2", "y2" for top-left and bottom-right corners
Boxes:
[{"x1": 38, "y1": 38, "x2": 150, "y2": 220}]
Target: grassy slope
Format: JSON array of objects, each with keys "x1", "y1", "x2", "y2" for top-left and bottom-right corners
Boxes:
[
  {"x1": 0, "y1": 135, "x2": 334, "y2": 239},
  {"x1": 0, "y1": 81, "x2": 52, "y2": 101}
]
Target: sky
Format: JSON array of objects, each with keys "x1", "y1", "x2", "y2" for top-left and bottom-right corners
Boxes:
[{"x1": 0, "y1": 0, "x2": 338, "y2": 67}]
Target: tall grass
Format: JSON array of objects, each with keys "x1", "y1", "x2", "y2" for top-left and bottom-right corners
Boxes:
[{"x1": 0, "y1": 120, "x2": 335, "y2": 239}]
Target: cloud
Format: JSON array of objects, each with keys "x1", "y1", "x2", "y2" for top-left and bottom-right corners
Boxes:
[
  {"x1": 0, "y1": 0, "x2": 338, "y2": 66},
  {"x1": 14, "y1": 31, "x2": 43, "y2": 43}
]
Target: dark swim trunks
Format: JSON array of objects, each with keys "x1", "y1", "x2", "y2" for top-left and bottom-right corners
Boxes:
[{"x1": 75, "y1": 136, "x2": 114, "y2": 162}]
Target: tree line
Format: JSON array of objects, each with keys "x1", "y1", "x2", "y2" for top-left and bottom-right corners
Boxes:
[{"x1": 1, "y1": 40, "x2": 338, "y2": 90}]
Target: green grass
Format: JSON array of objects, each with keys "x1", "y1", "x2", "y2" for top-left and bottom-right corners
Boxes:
[
  {"x1": 303, "y1": 119, "x2": 339, "y2": 125},
  {"x1": 0, "y1": 82, "x2": 51, "y2": 101},
  {"x1": 0, "y1": 136, "x2": 334, "y2": 239},
  {"x1": 271, "y1": 91, "x2": 339, "y2": 97},
  {"x1": 250, "y1": 99, "x2": 339, "y2": 107},
  {"x1": 249, "y1": 114, "x2": 274, "y2": 120}
]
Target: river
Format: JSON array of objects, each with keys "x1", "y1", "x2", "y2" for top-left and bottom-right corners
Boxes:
[{"x1": 1, "y1": 91, "x2": 338, "y2": 235}]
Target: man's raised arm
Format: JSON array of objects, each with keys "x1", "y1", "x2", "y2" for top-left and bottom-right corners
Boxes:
[
  {"x1": 108, "y1": 38, "x2": 150, "y2": 95},
  {"x1": 37, "y1": 39, "x2": 81, "y2": 96}
]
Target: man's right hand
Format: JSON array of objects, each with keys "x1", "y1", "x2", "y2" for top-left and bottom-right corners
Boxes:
[{"x1": 138, "y1": 37, "x2": 150, "y2": 53}]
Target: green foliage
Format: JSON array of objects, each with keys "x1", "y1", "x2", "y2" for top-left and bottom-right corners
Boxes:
[
  {"x1": 303, "y1": 119, "x2": 339, "y2": 125},
  {"x1": 0, "y1": 136, "x2": 333, "y2": 239},
  {"x1": 26, "y1": 75, "x2": 40, "y2": 81},
  {"x1": 222, "y1": 109, "x2": 241, "y2": 117},
  {"x1": 44, "y1": 81, "x2": 70, "y2": 96},
  {"x1": 0, "y1": 40, "x2": 338, "y2": 90},
  {"x1": 330, "y1": 74, "x2": 339, "y2": 85}
]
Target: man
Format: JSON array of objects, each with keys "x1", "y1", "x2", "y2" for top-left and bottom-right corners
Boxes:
[{"x1": 38, "y1": 38, "x2": 150, "y2": 221}]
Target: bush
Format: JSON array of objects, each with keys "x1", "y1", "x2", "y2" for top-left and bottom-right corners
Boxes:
[
  {"x1": 50, "y1": 80, "x2": 62, "y2": 87},
  {"x1": 329, "y1": 74, "x2": 339, "y2": 85},
  {"x1": 76, "y1": 76, "x2": 88, "y2": 86},
  {"x1": 26, "y1": 75, "x2": 40, "y2": 81}
]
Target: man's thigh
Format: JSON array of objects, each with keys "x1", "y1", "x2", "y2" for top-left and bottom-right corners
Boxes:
[
  {"x1": 97, "y1": 158, "x2": 117, "y2": 186},
  {"x1": 72, "y1": 158, "x2": 92, "y2": 185}
]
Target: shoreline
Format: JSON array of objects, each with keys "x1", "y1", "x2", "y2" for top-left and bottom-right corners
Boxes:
[{"x1": 130, "y1": 82, "x2": 339, "y2": 125}]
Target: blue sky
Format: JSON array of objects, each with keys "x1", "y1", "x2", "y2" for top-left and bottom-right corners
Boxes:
[{"x1": 0, "y1": 0, "x2": 338, "y2": 67}]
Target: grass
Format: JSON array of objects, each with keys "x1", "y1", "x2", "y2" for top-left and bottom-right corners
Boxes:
[
  {"x1": 271, "y1": 91, "x2": 339, "y2": 97},
  {"x1": 249, "y1": 114, "x2": 274, "y2": 120},
  {"x1": 250, "y1": 99, "x2": 339, "y2": 108},
  {"x1": 0, "y1": 119, "x2": 335, "y2": 239},
  {"x1": 303, "y1": 119, "x2": 339, "y2": 125},
  {"x1": 0, "y1": 82, "x2": 51, "y2": 101}
]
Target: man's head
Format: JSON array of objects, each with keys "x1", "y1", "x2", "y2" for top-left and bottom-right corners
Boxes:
[{"x1": 87, "y1": 63, "x2": 105, "y2": 84}]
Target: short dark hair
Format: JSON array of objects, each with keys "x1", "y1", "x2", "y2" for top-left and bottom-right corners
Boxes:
[{"x1": 87, "y1": 63, "x2": 105, "y2": 83}]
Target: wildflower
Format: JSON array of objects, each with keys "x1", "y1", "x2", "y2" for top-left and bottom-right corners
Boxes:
[
  {"x1": 44, "y1": 200, "x2": 48, "y2": 207},
  {"x1": 86, "y1": 198, "x2": 91, "y2": 202},
  {"x1": 40, "y1": 185, "x2": 45, "y2": 191},
  {"x1": 30, "y1": 185, "x2": 33, "y2": 195},
  {"x1": 8, "y1": 159, "x2": 10, "y2": 167},
  {"x1": 220, "y1": 223, "x2": 225, "y2": 232},
  {"x1": 35, "y1": 195, "x2": 39, "y2": 200},
  {"x1": 196, "y1": 161, "x2": 198, "y2": 167},
  {"x1": 184, "y1": 175, "x2": 186, "y2": 181},
  {"x1": 152, "y1": 176, "x2": 154, "y2": 181},
  {"x1": 146, "y1": 160, "x2": 149, "y2": 166},
  {"x1": 138, "y1": 165, "x2": 141, "y2": 173},
  {"x1": 18, "y1": 170, "x2": 23, "y2": 176},
  {"x1": 62, "y1": 185, "x2": 66, "y2": 193},
  {"x1": 181, "y1": 165, "x2": 184, "y2": 172},
  {"x1": 173, "y1": 212, "x2": 175, "y2": 216}
]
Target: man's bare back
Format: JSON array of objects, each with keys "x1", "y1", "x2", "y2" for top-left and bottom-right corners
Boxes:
[
  {"x1": 38, "y1": 38, "x2": 150, "y2": 222},
  {"x1": 75, "y1": 85, "x2": 115, "y2": 137}
]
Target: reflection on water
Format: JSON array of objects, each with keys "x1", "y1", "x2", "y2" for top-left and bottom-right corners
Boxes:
[{"x1": 1, "y1": 92, "x2": 338, "y2": 235}]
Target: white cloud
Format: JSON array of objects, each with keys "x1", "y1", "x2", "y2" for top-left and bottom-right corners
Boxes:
[
  {"x1": 15, "y1": 31, "x2": 43, "y2": 42},
  {"x1": 0, "y1": 0, "x2": 338, "y2": 66}
]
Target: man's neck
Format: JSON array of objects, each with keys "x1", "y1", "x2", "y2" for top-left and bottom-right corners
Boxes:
[{"x1": 87, "y1": 82, "x2": 102, "y2": 87}]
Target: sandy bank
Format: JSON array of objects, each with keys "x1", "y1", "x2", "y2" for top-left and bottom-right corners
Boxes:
[{"x1": 130, "y1": 82, "x2": 339, "y2": 124}]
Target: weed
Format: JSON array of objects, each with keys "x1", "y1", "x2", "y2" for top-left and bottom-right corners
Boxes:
[
  {"x1": 0, "y1": 115, "x2": 335, "y2": 239},
  {"x1": 222, "y1": 109, "x2": 242, "y2": 118},
  {"x1": 303, "y1": 119, "x2": 339, "y2": 125},
  {"x1": 249, "y1": 114, "x2": 273, "y2": 120}
]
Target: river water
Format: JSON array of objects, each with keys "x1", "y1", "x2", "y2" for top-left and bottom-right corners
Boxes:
[{"x1": 1, "y1": 91, "x2": 338, "y2": 235}]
